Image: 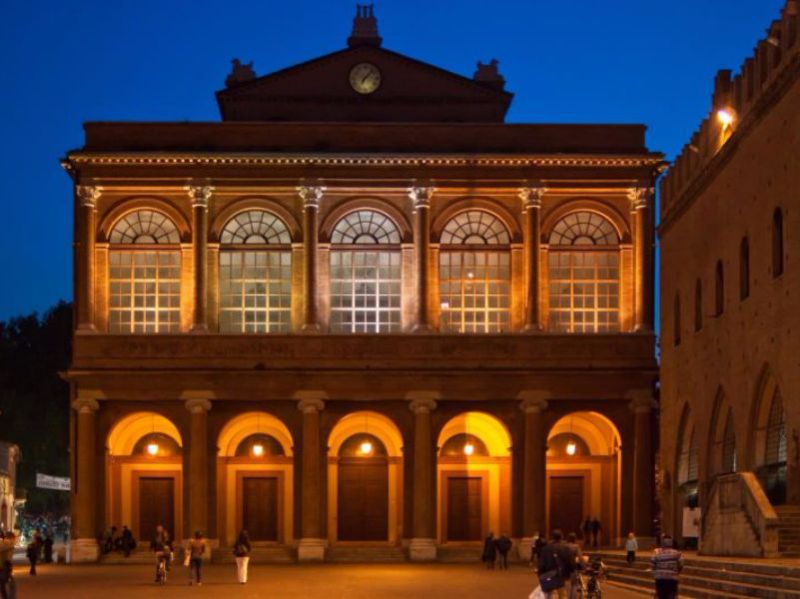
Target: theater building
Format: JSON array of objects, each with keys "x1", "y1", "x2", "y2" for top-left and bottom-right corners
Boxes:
[
  {"x1": 659, "y1": 1, "x2": 800, "y2": 557},
  {"x1": 63, "y1": 7, "x2": 662, "y2": 562}
]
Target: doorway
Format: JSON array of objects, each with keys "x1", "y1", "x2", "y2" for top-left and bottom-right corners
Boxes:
[
  {"x1": 446, "y1": 476, "x2": 482, "y2": 541},
  {"x1": 337, "y1": 457, "x2": 389, "y2": 540},
  {"x1": 242, "y1": 477, "x2": 279, "y2": 541},
  {"x1": 139, "y1": 477, "x2": 174, "y2": 540},
  {"x1": 549, "y1": 476, "x2": 584, "y2": 535}
]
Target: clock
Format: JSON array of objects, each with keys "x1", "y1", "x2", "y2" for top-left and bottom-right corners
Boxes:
[{"x1": 349, "y1": 63, "x2": 381, "y2": 94}]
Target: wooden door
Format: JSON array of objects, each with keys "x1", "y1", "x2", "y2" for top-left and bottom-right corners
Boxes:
[
  {"x1": 447, "y1": 477, "x2": 482, "y2": 541},
  {"x1": 549, "y1": 476, "x2": 584, "y2": 536},
  {"x1": 337, "y1": 458, "x2": 389, "y2": 541},
  {"x1": 139, "y1": 477, "x2": 174, "y2": 541},
  {"x1": 242, "y1": 477, "x2": 279, "y2": 541}
]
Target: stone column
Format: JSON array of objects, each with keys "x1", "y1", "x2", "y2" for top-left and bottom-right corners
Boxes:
[
  {"x1": 408, "y1": 186, "x2": 433, "y2": 332},
  {"x1": 518, "y1": 391, "x2": 549, "y2": 560},
  {"x1": 629, "y1": 186, "x2": 653, "y2": 331},
  {"x1": 296, "y1": 390, "x2": 327, "y2": 560},
  {"x1": 71, "y1": 394, "x2": 100, "y2": 561},
  {"x1": 519, "y1": 186, "x2": 546, "y2": 332},
  {"x1": 76, "y1": 185, "x2": 101, "y2": 332},
  {"x1": 298, "y1": 185, "x2": 325, "y2": 333},
  {"x1": 629, "y1": 391, "x2": 656, "y2": 539},
  {"x1": 407, "y1": 391, "x2": 439, "y2": 561},
  {"x1": 184, "y1": 393, "x2": 212, "y2": 541},
  {"x1": 187, "y1": 184, "x2": 213, "y2": 332}
]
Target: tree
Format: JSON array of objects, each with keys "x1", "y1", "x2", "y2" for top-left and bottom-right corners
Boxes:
[{"x1": 0, "y1": 301, "x2": 72, "y2": 514}]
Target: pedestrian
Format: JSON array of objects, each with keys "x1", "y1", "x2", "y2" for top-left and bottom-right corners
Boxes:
[
  {"x1": 186, "y1": 530, "x2": 206, "y2": 586},
  {"x1": 150, "y1": 524, "x2": 172, "y2": 582},
  {"x1": 537, "y1": 529, "x2": 576, "y2": 599},
  {"x1": 533, "y1": 533, "x2": 547, "y2": 571},
  {"x1": 581, "y1": 517, "x2": 591, "y2": 546},
  {"x1": 625, "y1": 532, "x2": 638, "y2": 565},
  {"x1": 43, "y1": 536, "x2": 54, "y2": 563},
  {"x1": 565, "y1": 533, "x2": 583, "y2": 599},
  {"x1": 26, "y1": 532, "x2": 42, "y2": 576},
  {"x1": 495, "y1": 533, "x2": 512, "y2": 570},
  {"x1": 651, "y1": 535, "x2": 683, "y2": 599},
  {"x1": 529, "y1": 531, "x2": 543, "y2": 568},
  {"x1": 482, "y1": 532, "x2": 497, "y2": 570},
  {"x1": 233, "y1": 529, "x2": 252, "y2": 584},
  {"x1": 120, "y1": 525, "x2": 135, "y2": 557},
  {"x1": 590, "y1": 517, "x2": 602, "y2": 548},
  {"x1": 0, "y1": 532, "x2": 15, "y2": 599}
]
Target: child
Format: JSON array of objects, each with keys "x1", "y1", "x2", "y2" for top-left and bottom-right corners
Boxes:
[{"x1": 626, "y1": 532, "x2": 638, "y2": 565}]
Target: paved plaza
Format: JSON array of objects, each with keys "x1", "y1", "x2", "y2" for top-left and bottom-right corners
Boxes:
[{"x1": 14, "y1": 563, "x2": 643, "y2": 598}]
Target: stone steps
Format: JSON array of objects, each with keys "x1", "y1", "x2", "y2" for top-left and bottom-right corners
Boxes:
[
  {"x1": 594, "y1": 552, "x2": 800, "y2": 599},
  {"x1": 436, "y1": 544, "x2": 483, "y2": 562},
  {"x1": 212, "y1": 546, "x2": 294, "y2": 563},
  {"x1": 327, "y1": 546, "x2": 406, "y2": 562}
]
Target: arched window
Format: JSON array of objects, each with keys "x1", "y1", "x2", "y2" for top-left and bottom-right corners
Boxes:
[
  {"x1": 548, "y1": 211, "x2": 620, "y2": 333},
  {"x1": 721, "y1": 410, "x2": 737, "y2": 474},
  {"x1": 674, "y1": 294, "x2": 681, "y2": 346},
  {"x1": 740, "y1": 237, "x2": 750, "y2": 300},
  {"x1": 678, "y1": 427, "x2": 699, "y2": 486},
  {"x1": 694, "y1": 279, "x2": 703, "y2": 331},
  {"x1": 439, "y1": 210, "x2": 511, "y2": 333},
  {"x1": 330, "y1": 210, "x2": 401, "y2": 333},
  {"x1": 772, "y1": 208, "x2": 784, "y2": 278},
  {"x1": 715, "y1": 260, "x2": 724, "y2": 316},
  {"x1": 219, "y1": 210, "x2": 292, "y2": 333},
  {"x1": 108, "y1": 210, "x2": 181, "y2": 333},
  {"x1": 761, "y1": 389, "x2": 787, "y2": 504}
]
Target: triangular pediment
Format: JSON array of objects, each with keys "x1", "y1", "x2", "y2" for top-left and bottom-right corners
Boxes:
[{"x1": 217, "y1": 45, "x2": 513, "y2": 123}]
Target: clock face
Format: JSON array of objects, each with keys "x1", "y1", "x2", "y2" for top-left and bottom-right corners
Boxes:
[{"x1": 349, "y1": 63, "x2": 381, "y2": 94}]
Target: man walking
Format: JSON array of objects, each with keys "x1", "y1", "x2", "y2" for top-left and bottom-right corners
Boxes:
[
  {"x1": 651, "y1": 535, "x2": 684, "y2": 599},
  {"x1": 538, "y1": 529, "x2": 576, "y2": 599}
]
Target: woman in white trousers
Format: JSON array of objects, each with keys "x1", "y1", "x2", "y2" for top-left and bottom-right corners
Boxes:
[{"x1": 233, "y1": 530, "x2": 251, "y2": 584}]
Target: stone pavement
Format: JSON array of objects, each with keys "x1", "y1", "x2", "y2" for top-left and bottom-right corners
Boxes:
[{"x1": 14, "y1": 562, "x2": 643, "y2": 598}]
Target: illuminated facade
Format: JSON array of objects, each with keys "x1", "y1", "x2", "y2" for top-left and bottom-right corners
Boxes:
[
  {"x1": 64, "y1": 7, "x2": 661, "y2": 562},
  {"x1": 660, "y1": 1, "x2": 800, "y2": 557}
]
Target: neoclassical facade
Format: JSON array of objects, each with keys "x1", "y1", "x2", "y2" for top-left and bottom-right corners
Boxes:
[
  {"x1": 660, "y1": 1, "x2": 800, "y2": 557},
  {"x1": 64, "y1": 8, "x2": 662, "y2": 562}
]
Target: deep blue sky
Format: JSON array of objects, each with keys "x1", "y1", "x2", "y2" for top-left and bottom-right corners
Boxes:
[{"x1": 0, "y1": 0, "x2": 785, "y2": 320}]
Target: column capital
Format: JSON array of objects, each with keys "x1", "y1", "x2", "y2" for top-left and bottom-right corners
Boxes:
[
  {"x1": 295, "y1": 390, "x2": 327, "y2": 413},
  {"x1": 186, "y1": 183, "x2": 214, "y2": 208},
  {"x1": 184, "y1": 398, "x2": 212, "y2": 414},
  {"x1": 407, "y1": 186, "x2": 433, "y2": 210},
  {"x1": 519, "y1": 397, "x2": 549, "y2": 414},
  {"x1": 627, "y1": 390, "x2": 657, "y2": 414},
  {"x1": 297, "y1": 184, "x2": 325, "y2": 209},
  {"x1": 627, "y1": 186, "x2": 653, "y2": 210},
  {"x1": 517, "y1": 390, "x2": 551, "y2": 411},
  {"x1": 407, "y1": 391, "x2": 439, "y2": 414},
  {"x1": 77, "y1": 185, "x2": 102, "y2": 207},
  {"x1": 72, "y1": 397, "x2": 100, "y2": 414},
  {"x1": 518, "y1": 185, "x2": 547, "y2": 210}
]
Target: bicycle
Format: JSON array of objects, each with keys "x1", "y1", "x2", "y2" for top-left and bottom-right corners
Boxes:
[{"x1": 155, "y1": 553, "x2": 169, "y2": 585}]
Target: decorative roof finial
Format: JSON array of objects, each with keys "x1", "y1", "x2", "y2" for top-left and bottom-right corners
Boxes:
[
  {"x1": 348, "y1": 4, "x2": 382, "y2": 48},
  {"x1": 473, "y1": 59, "x2": 506, "y2": 90},
  {"x1": 225, "y1": 59, "x2": 256, "y2": 88}
]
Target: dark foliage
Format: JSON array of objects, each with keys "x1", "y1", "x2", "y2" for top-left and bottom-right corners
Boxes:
[{"x1": 0, "y1": 301, "x2": 72, "y2": 514}]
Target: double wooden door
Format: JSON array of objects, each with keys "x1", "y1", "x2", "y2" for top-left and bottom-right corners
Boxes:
[
  {"x1": 242, "y1": 477, "x2": 279, "y2": 542},
  {"x1": 337, "y1": 458, "x2": 389, "y2": 541},
  {"x1": 446, "y1": 477, "x2": 482, "y2": 541},
  {"x1": 549, "y1": 476, "x2": 584, "y2": 536},
  {"x1": 139, "y1": 477, "x2": 174, "y2": 541}
]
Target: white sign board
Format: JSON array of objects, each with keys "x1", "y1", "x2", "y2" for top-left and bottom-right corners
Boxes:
[
  {"x1": 682, "y1": 506, "x2": 701, "y2": 538},
  {"x1": 36, "y1": 473, "x2": 70, "y2": 491}
]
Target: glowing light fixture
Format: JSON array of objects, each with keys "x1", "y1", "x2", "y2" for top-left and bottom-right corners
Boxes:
[
  {"x1": 440, "y1": 301, "x2": 450, "y2": 310},
  {"x1": 566, "y1": 440, "x2": 577, "y2": 456},
  {"x1": 467, "y1": 271, "x2": 475, "y2": 279},
  {"x1": 717, "y1": 108, "x2": 735, "y2": 128},
  {"x1": 359, "y1": 440, "x2": 374, "y2": 455},
  {"x1": 463, "y1": 442, "x2": 475, "y2": 456},
  {"x1": 147, "y1": 442, "x2": 159, "y2": 456},
  {"x1": 252, "y1": 443, "x2": 265, "y2": 457}
]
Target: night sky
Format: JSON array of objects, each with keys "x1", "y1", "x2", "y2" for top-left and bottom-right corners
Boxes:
[{"x1": 0, "y1": 0, "x2": 785, "y2": 320}]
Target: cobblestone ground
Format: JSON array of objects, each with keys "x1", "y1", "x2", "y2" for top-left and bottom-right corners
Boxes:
[{"x1": 15, "y1": 562, "x2": 643, "y2": 598}]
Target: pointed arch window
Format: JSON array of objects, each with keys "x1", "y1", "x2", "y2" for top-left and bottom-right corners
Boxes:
[
  {"x1": 694, "y1": 279, "x2": 703, "y2": 331},
  {"x1": 674, "y1": 294, "x2": 681, "y2": 346},
  {"x1": 759, "y1": 389, "x2": 787, "y2": 504},
  {"x1": 548, "y1": 211, "x2": 620, "y2": 333},
  {"x1": 330, "y1": 210, "x2": 401, "y2": 333},
  {"x1": 678, "y1": 427, "x2": 699, "y2": 485},
  {"x1": 721, "y1": 410, "x2": 737, "y2": 474},
  {"x1": 715, "y1": 260, "x2": 724, "y2": 316},
  {"x1": 219, "y1": 210, "x2": 292, "y2": 333},
  {"x1": 439, "y1": 210, "x2": 511, "y2": 333},
  {"x1": 740, "y1": 237, "x2": 750, "y2": 300},
  {"x1": 108, "y1": 210, "x2": 181, "y2": 333},
  {"x1": 772, "y1": 208, "x2": 784, "y2": 278}
]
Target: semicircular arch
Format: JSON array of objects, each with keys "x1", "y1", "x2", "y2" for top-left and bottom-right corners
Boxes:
[
  {"x1": 437, "y1": 412, "x2": 511, "y2": 457},
  {"x1": 107, "y1": 412, "x2": 183, "y2": 456},
  {"x1": 328, "y1": 411, "x2": 403, "y2": 457},
  {"x1": 217, "y1": 411, "x2": 294, "y2": 457}
]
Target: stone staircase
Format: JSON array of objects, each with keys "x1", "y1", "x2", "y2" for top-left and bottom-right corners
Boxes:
[
  {"x1": 211, "y1": 545, "x2": 294, "y2": 563},
  {"x1": 100, "y1": 547, "x2": 170, "y2": 564},
  {"x1": 777, "y1": 506, "x2": 800, "y2": 557},
  {"x1": 436, "y1": 543, "x2": 483, "y2": 562},
  {"x1": 326, "y1": 545, "x2": 407, "y2": 562},
  {"x1": 593, "y1": 551, "x2": 800, "y2": 598}
]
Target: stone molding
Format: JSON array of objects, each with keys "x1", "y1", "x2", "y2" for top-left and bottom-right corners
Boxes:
[
  {"x1": 297, "y1": 184, "x2": 325, "y2": 209},
  {"x1": 627, "y1": 390, "x2": 657, "y2": 414},
  {"x1": 518, "y1": 186, "x2": 546, "y2": 210},
  {"x1": 186, "y1": 184, "x2": 214, "y2": 208},
  {"x1": 517, "y1": 390, "x2": 550, "y2": 413},
  {"x1": 627, "y1": 186, "x2": 652, "y2": 211},
  {"x1": 71, "y1": 397, "x2": 100, "y2": 414},
  {"x1": 407, "y1": 186, "x2": 432, "y2": 210},
  {"x1": 407, "y1": 391, "x2": 440, "y2": 414},
  {"x1": 184, "y1": 398, "x2": 212, "y2": 414},
  {"x1": 77, "y1": 185, "x2": 102, "y2": 207},
  {"x1": 295, "y1": 390, "x2": 327, "y2": 413}
]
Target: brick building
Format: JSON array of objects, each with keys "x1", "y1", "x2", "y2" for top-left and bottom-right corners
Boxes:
[
  {"x1": 63, "y1": 7, "x2": 662, "y2": 562},
  {"x1": 659, "y1": 0, "x2": 800, "y2": 557}
]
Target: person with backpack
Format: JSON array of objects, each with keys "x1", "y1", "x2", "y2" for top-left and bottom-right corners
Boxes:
[
  {"x1": 537, "y1": 529, "x2": 576, "y2": 599},
  {"x1": 233, "y1": 529, "x2": 252, "y2": 584}
]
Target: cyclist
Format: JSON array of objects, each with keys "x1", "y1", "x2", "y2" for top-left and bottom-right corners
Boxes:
[{"x1": 150, "y1": 525, "x2": 172, "y2": 584}]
